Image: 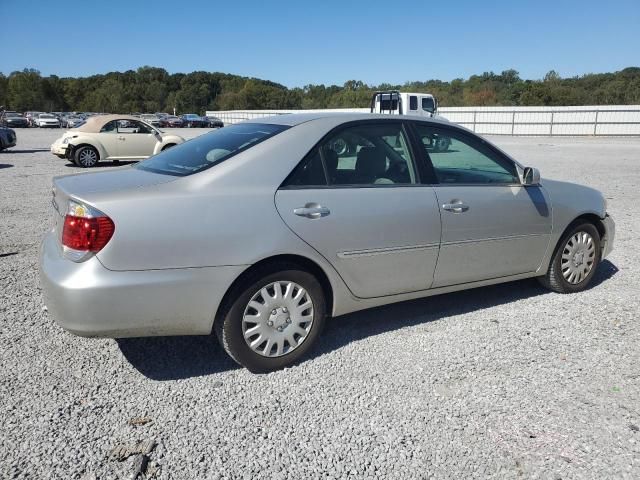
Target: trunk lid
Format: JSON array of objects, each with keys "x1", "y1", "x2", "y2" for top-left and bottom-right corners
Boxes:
[
  {"x1": 50, "y1": 167, "x2": 176, "y2": 240},
  {"x1": 53, "y1": 166, "x2": 175, "y2": 197}
]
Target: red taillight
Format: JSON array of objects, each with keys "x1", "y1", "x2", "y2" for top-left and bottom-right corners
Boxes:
[{"x1": 62, "y1": 215, "x2": 115, "y2": 252}]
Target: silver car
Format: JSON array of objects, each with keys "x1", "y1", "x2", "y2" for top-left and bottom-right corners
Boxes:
[{"x1": 40, "y1": 113, "x2": 615, "y2": 372}]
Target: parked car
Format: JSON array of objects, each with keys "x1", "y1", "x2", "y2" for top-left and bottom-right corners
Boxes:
[
  {"x1": 159, "y1": 115, "x2": 184, "y2": 128},
  {"x1": 0, "y1": 112, "x2": 29, "y2": 128},
  {"x1": 25, "y1": 111, "x2": 45, "y2": 127},
  {"x1": 40, "y1": 113, "x2": 615, "y2": 372},
  {"x1": 50, "y1": 114, "x2": 184, "y2": 167},
  {"x1": 154, "y1": 112, "x2": 170, "y2": 119},
  {"x1": 0, "y1": 123, "x2": 17, "y2": 151},
  {"x1": 181, "y1": 113, "x2": 208, "y2": 128},
  {"x1": 140, "y1": 114, "x2": 161, "y2": 126},
  {"x1": 35, "y1": 113, "x2": 61, "y2": 128},
  {"x1": 63, "y1": 116, "x2": 85, "y2": 128},
  {"x1": 0, "y1": 107, "x2": 16, "y2": 150},
  {"x1": 206, "y1": 115, "x2": 224, "y2": 128}
]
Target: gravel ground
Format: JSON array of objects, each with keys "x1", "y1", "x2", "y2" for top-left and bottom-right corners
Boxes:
[{"x1": 1, "y1": 129, "x2": 639, "y2": 480}]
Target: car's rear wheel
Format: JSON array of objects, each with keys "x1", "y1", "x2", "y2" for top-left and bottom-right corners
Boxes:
[
  {"x1": 539, "y1": 222, "x2": 601, "y2": 293},
  {"x1": 74, "y1": 146, "x2": 99, "y2": 168},
  {"x1": 215, "y1": 266, "x2": 326, "y2": 372},
  {"x1": 162, "y1": 143, "x2": 175, "y2": 151}
]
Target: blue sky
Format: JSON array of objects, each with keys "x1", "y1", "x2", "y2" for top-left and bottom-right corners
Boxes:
[{"x1": 1, "y1": 0, "x2": 638, "y2": 87}]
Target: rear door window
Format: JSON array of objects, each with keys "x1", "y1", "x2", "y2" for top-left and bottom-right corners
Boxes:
[{"x1": 283, "y1": 122, "x2": 417, "y2": 187}]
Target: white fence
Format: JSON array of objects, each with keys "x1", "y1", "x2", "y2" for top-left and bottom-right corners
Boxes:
[{"x1": 206, "y1": 106, "x2": 640, "y2": 136}]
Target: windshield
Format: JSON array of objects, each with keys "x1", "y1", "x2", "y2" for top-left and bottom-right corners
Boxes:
[
  {"x1": 40, "y1": 114, "x2": 55, "y2": 118},
  {"x1": 136, "y1": 122, "x2": 289, "y2": 176}
]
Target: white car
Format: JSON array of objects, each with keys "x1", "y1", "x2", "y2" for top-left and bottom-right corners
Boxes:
[
  {"x1": 140, "y1": 114, "x2": 161, "y2": 126},
  {"x1": 50, "y1": 114, "x2": 185, "y2": 167},
  {"x1": 35, "y1": 113, "x2": 61, "y2": 128}
]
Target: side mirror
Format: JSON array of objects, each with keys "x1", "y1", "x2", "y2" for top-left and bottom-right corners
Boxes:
[{"x1": 523, "y1": 167, "x2": 541, "y2": 185}]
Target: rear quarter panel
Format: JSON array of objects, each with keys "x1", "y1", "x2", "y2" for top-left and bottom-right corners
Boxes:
[{"x1": 154, "y1": 134, "x2": 185, "y2": 155}]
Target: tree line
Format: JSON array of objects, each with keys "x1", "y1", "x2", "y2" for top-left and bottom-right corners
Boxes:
[{"x1": 1, "y1": 66, "x2": 639, "y2": 114}]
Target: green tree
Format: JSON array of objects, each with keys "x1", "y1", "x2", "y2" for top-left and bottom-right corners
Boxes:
[
  {"x1": 7, "y1": 69, "x2": 45, "y2": 111},
  {"x1": 0, "y1": 73, "x2": 8, "y2": 108},
  {"x1": 1, "y1": 65, "x2": 639, "y2": 112}
]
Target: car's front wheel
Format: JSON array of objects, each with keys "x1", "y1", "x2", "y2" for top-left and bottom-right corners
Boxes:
[
  {"x1": 74, "y1": 146, "x2": 99, "y2": 168},
  {"x1": 215, "y1": 266, "x2": 326, "y2": 372},
  {"x1": 539, "y1": 222, "x2": 601, "y2": 293}
]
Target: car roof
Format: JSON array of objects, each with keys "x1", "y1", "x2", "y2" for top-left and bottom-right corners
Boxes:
[
  {"x1": 73, "y1": 114, "x2": 142, "y2": 133},
  {"x1": 250, "y1": 111, "x2": 452, "y2": 127}
]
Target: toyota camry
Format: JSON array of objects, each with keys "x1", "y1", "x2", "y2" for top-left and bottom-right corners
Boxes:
[{"x1": 40, "y1": 113, "x2": 615, "y2": 372}]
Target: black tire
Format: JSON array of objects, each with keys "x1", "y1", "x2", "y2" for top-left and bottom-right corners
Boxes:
[
  {"x1": 538, "y1": 222, "x2": 601, "y2": 293},
  {"x1": 74, "y1": 145, "x2": 99, "y2": 168},
  {"x1": 215, "y1": 265, "x2": 326, "y2": 373}
]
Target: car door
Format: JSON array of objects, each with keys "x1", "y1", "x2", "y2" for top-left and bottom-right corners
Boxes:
[
  {"x1": 116, "y1": 120, "x2": 159, "y2": 159},
  {"x1": 96, "y1": 120, "x2": 121, "y2": 159},
  {"x1": 412, "y1": 123, "x2": 552, "y2": 288},
  {"x1": 275, "y1": 121, "x2": 441, "y2": 299}
]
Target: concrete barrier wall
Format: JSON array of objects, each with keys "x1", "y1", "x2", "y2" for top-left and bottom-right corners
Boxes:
[{"x1": 206, "y1": 106, "x2": 640, "y2": 136}]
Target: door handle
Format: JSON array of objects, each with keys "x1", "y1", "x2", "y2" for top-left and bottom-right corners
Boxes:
[
  {"x1": 442, "y1": 201, "x2": 469, "y2": 213},
  {"x1": 118, "y1": 136, "x2": 125, "y2": 141},
  {"x1": 293, "y1": 203, "x2": 330, "y2": 219}
]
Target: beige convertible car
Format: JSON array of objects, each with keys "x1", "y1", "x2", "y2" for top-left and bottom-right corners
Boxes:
[{"x1": 51, "y1": 114, "x2": 184, "y2": 167}]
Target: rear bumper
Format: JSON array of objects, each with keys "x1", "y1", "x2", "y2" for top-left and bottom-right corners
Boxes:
[
  {"x1": 39, "y1": 231, "x2": 246, "y2": 338},
  {"x1": 602, "y1": 213, "x2": 615, "y2": 259}
]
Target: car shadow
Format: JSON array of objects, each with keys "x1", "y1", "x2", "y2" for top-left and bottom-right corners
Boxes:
[
  {"x1": 0, "y1": 163, "x2": 13, "y2": 169},
  {"x1": 5, "y1": 148, "x2": 49, "y2": 153},
  {"x1": 317, "y1": 260, "x2": 618, "y2": 356},
  {"x1": 117, "y1": 335, "x2": 240, "y2": 380},
  {"x1": 117, "y1": 260, "x2": 618, "y2": 380},
  {"x1": 64, "y1": 160, "x2": 138, "y2": 168}
]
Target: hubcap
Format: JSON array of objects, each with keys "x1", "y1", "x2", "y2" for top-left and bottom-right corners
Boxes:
[
  {"x1": 242, "y1": 281, "x2": 314, "y2": 358},
  {"x1": 561, "y1": 231, "x2": 596, "y2": 284},
  {"x1": 79, "y1": 149, "x2": 97, "y2": 166}
]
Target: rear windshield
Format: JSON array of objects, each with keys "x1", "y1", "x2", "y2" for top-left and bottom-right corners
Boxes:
[{"x1": 135, "y1": 123, "x2": 289, "y2": 176}]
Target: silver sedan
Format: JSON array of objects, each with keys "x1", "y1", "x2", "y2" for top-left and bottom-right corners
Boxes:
[{"x1": 40, "y1": 113, "x2": 615, "y2": 372}]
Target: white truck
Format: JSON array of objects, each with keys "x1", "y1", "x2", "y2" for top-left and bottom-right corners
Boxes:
[{"x1": 370, "y1": 90, "x2": 451, "y2": 151}]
